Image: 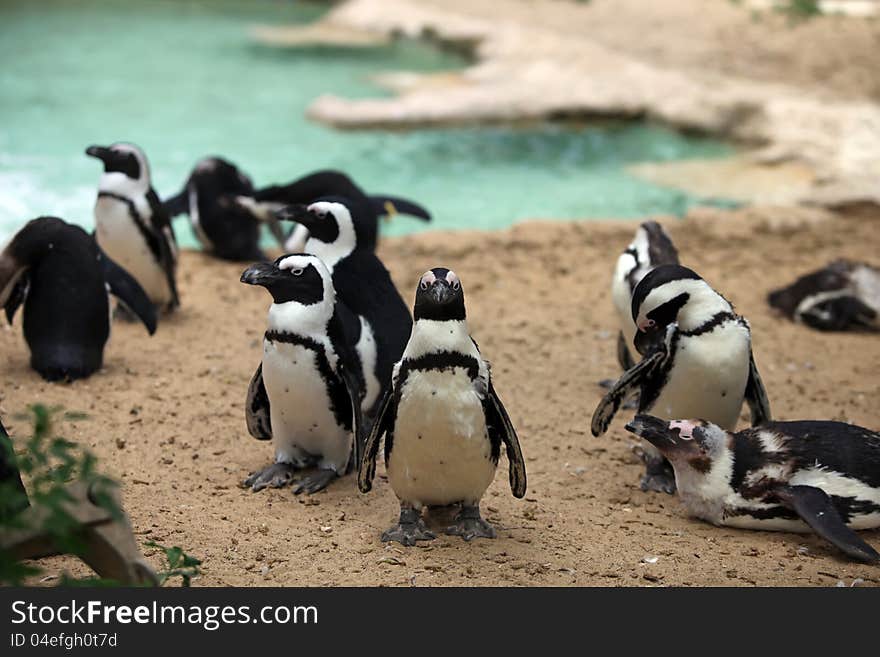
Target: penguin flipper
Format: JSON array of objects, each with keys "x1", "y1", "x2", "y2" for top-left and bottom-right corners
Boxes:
[
  {"x1": 368, "y1": 195, "x2": 431, "y2": 221},
  {"x1": 99, "y1": 249, "x2": 158, "y2": 335},
  {"x1": 162, "y1": 189, "x2": 190, "y2": 217},
  {"x1": 358, "y1": 387, "x2": 395, "y2": 494},
  {"x1": 616, "y1": 331, "x2": 635, "y2": 371},
  {"x1": 744, "y1": 349, "x2": 771, "y2": 426},
  {"x1": 146, "y1": 189, "x2": 180, "y2": 310},
  {"x1": 591, "y1": 351, "x2": 665, "y2": 437},
  {"x1": 245, "y1": 364, "x2": 272, "y2": 441},
  {"x1": 774, "y1": 485, "x2": 880, "y2": 563},
  {"x1": 328, "y1": 309, "x2": 366, "y2": 473},
  {"x1": 485, "y1": 379, "x2": 527, "y2": 498},
  {"x1": 800, "y1": 296, "x2": 877, "y2": 332},
  {"x1": 4, "y1": 274, "x2": 28, "y2": 325}
]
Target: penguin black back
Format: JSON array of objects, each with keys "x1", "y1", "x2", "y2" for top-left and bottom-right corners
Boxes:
[
  {"x1": 0, "y1": 217, "x2": 156, "y2": 381},
  {"x1": 254, "y1": 169, "x2": 431, "y2": 251}
]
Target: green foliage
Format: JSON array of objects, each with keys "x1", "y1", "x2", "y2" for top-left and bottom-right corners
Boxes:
[
  {"x1": 0, "y1": 404, "x2": 119, "y2": 585},
  {"x1": 145, "y1": 541, "x2": 202, "y2": 587},
  {"x1": 778, "y1": 0, "x2": 823, "y2": 19}
]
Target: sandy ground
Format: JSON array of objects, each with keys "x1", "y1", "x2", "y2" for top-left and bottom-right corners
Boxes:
[{"x1": 2, "y1": 205, "x2": 878, "y2": 587}]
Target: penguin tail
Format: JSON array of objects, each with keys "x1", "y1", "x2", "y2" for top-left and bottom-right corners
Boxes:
[{"x1": 368, "y1": 195, "x2": 431, "y2": 221}]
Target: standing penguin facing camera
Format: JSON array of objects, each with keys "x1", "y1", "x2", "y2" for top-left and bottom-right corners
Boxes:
[
  {"x1": 0, "y1": 217, "x2": 156, "y2": 381},
  {"x1": 359, "y1": 268, "x2": 527, "y2": 546},
  {"x1": 592, "y1": 264, "x2": 771, "y2": 494},
  {"x1": 86, "y1": 142, "x2": 179, "y2": 312}
]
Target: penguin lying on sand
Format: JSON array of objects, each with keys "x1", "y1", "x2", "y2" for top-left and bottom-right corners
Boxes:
[
  {"x1": 359, "y1": 268, "x2": 526, "y2": 546},
  {"x1": 241, "y1": 254, "x2": 365, "y2": 494},
  {"x1": 277, "y1": 196, "x2": 413, "y2": 419},
  {"x1": 768, "y1": 259, "x2": 879, "y2": 332},
  {"x1": 592, "y1": 264, "x2": 771, "y2": 494},
  {"x1": 0, "y1": 217, "x2": 157, "y2": 382},
  {"x1": 86, "y1": 142, "x2": 179, "y2": 312},
  {"x1": 240, "y1": 169, "x2": 431, "y2": 252},
  {"x1": 610, "y1": 221, "x2": 679, "y2": 371},
  {"x1": 163, "y1": 156, "x2": 286, "y2": 261},
  {"x1": 626, "y1": 415, "x2": 880, "y2": 563}
]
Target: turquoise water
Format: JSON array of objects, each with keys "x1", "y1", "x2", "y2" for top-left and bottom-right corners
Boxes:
[{"x1": 0, "y1": 0, "x2": 733, "y2": 247}]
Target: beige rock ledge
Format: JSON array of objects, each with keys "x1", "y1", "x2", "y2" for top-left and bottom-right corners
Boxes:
[
  {"x1": 295, "y1": 0, "x2": 880, "y2": 209},
  {"x1": 250, "y1": 22, "x2": 390, "y2": 48}
]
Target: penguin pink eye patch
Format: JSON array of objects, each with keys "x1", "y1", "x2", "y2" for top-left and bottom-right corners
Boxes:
[
  {"x1": 419, "y1": 270, "x2": 460, "y2": 290},
  {"x1": 669, "y1": 420, "x2": 697, "y2": 439}
]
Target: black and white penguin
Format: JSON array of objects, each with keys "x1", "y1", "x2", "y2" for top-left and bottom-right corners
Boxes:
[
  {"x1": 358, "y1": 268, "x2": 527, "y2": 546},
  {"x1": 163, "y1": 156, "x2": 285, "y2": 262},
  {"x1": 240, "y1": 169, "x2": 431, "y2": 252},
  {"x1": 768, "y1": 259, "x2": 879, "y2": 331},
  {"x1": 610, "y1": 221, "x2": 679, "y2": 371},
  {"x1": 626, "y1": 414, "x2": 880, "y2": 563},
  {"x1": 0, "y1": 217, "x2": 156, "y2": 382},
  {"x1": 86, "y1": 142, "x2": 179, "y2": 312},
  {"x1": 277, "y1": 196, "x2": 413, "y2": 418},
  {"x1": 240, "y1": 253, "x2": 365, "y2": 494},
  {"x1": 592, "y1": 264, "x2": 771, "y2": 494}
]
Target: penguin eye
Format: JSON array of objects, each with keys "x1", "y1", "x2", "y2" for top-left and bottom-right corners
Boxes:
[
  {"x1": 419, "y1": 282, "x2": 428, "y2": 291},
  {"x1": 452, "y1": 281, "x2": 460, "y2": 291},
  {"x1": 291, "y1": 268, "x2": 304, "y2": 276}
]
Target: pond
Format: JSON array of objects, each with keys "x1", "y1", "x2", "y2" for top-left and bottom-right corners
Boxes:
[{"x1": 0, "y1": 0, "x2": 734, "y2": 247}]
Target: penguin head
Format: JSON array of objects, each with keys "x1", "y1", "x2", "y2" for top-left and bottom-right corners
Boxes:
[
  {"x1": 240, "y1": 253, "x2": 332, "y2": 307},
  {"x1": 413, "y1": 268, "x2": 465, "y2": 322},
  {"x1": 86, "y1": 142, "x2": 151, "y2": 187},
  {"x1": 276, "y1": 196, "x2": 375, "y2": 251},
  {"x1": 630, "y1": 264, "x2": 730, "y2": 354},
  {"x1": 625, "y1": 415, "x2": 729, "y2": 475}
]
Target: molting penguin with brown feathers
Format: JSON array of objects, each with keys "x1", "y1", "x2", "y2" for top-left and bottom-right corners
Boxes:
[
  {"x1": 592, "y1": 264, "x2": 771, "y2": 494},
  {"x1": 358, "y1": 268, "x2": 526, "y2": 546},
  {"x1": 86, "y1": 142, "x2": 179, "y2": 313},
  {"x1": 626, "y1": 415, "x2": 880, "y2": 563},
  {"x1": 0, "y1": 217, "x2": 156, "y2": 382}
]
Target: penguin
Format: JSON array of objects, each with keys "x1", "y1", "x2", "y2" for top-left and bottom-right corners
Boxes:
[
  {"x1": 0, "y1": 217, "x2": 157, "y2": 382},
  {"x1": 358, "y1": 268, "x2": 527, "y2": 546},
  {"x1": 276, "y1": 196, "x2": 413, "y2": 418},
  {"x1": 86, "y1": 142, "x2": 179, "y2": 312},
  {"x1": 240, "y1": 253, "x2": 365, "y2": 494},
  {"x1": 162, "y1": 156, "x2": 286, "y2": 261},
  {"x1": 0, "y1": 418, "x2": 29, "y2": 521},
  {"x1": 768, "y1": 259, "x2": 879, "y2": 332},
  {"x1": 239, "y1": 169, "x2": 431, "y2": 253},
  {"x1": 610, "y1": 221, "x2": 679, "y2": 371},
  {"x1": 592, "y1": 264, "x2": 772, "y2": 494},
  {"x1": 625, "y1": 414, "x2": 880, "y2": 563}
]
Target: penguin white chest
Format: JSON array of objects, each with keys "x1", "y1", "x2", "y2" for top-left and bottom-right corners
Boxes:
[
  {"x1": 652, "y1": 324, "x2": 751, "y2": 430},
  {"x1": 94, "y1": 196, "x2": 170, "y2": 305},
  {"x1": 261, "y1": 340, "x2": 351, "y2": 473},
  {"x1": 388, "y1": 368, "x2": 495, "y2": 508}
]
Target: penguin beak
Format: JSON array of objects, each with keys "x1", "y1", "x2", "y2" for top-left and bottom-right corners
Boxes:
[
  {"x1": 240, "y1": 262, "x2": 284, "y2": 288},
  {"x1": 625, "y1": 415, "x2": 677, "y2": 450},
  {"x1": 275, "y1": 204, "x2": 316, "y2": 230},
  {"x1": 85, "y1": 145, "x2": 112, "y2": 163},
  {"x1": 429, "y1": 279, "x2": 454, "y2": 304}
]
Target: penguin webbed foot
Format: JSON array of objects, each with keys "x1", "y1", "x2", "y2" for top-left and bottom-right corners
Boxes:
[
  {"x1": 636, "y1": 451, "x2": 676, "y2": 494},
  {"x1": 292, "y1": 469, "x2": 338, "y2": 495},
  {"x1": 244, "y1": 462, "x2": 296, "y2": 492},
  {"x1": 444, "y1": 505, "x2": 496, "y2": 541},
  {"x1": 381, "y1": 506, "x2": 436, "y2": 546}
]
